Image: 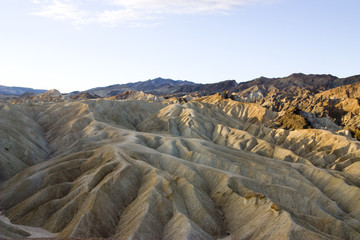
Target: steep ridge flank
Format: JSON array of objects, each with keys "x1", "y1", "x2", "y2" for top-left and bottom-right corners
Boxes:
[
  {"x1": 314, "y1": 83, "x2": 360, "y2": 138},
  {"x1": 317, "y1": 81, "x2": 360, "y2": 99},
  {"x1": 0, "y1": 103, "x2": 51, "y2": 182}
]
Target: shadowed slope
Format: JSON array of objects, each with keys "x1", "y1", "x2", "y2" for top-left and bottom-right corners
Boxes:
[{"x1": 0, "y1": 103, "x2": 51, "y2": 182}]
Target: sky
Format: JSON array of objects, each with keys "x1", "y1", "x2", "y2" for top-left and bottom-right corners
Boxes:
[{"x1": 1, "y1": 0, "x2": 359, "y2": 93}]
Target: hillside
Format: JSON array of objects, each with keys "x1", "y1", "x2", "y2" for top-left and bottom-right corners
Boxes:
[
  {"x1": 1, "y1": 87, "x2": 360, "y2": 239},
  {"x1": 88, "y1": 78, "x2": 237, "y2": 97},
  {"x1": 232, "y1": 74, "x2": 360, "y2": 138},
  {"x1": 2, "y1": 74, "x2": 360, "y2": 239},
  {"x1": 234, "y1": 73, "x2": 360, "y2": 95},
  {"x1": 88, "y1": 78, "x2": 195, "y2": 97}
]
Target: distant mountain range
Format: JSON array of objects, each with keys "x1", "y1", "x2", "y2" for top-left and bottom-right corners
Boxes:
[
  {"x1": 2, "y1": 74, "x2": 360, "y2": 98},
  {"x1": 0, "y1": 85, "x2": 47, "y2": 96},
  {"x1": 86, "y1": 74, "x2": 360, "y2": 98},
  {"x1": 88, "y1": 77, "x2": 195, "y2": 97},
  {"x1": 88, "y1": 77, "x2": 237, "y2": 97}
]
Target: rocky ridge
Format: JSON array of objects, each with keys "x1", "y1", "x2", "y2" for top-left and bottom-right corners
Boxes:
[{"x1": 231, "y1": 74, "x2": 360, "y2": 139}]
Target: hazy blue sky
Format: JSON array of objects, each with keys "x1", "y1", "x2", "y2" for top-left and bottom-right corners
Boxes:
[{"x1": 1, "y1": 0, "x2": 359, "y2": 93}]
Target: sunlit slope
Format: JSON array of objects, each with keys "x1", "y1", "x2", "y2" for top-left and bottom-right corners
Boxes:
[{"x1": 1, "y1": 98, "x2": 360, "y2": 239}]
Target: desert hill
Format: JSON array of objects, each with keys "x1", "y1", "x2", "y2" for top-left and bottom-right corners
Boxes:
[{"x1": 1, "y1": 86, "x2": 360, "y2": 239}]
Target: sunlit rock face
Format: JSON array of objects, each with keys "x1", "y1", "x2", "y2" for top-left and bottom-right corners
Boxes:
[
  {"x1": 233, "y1": 74, "x2": 360, "y2": 140},
  {"x1": 1, "y1": 95, "x2": 360, "y2": 239}
]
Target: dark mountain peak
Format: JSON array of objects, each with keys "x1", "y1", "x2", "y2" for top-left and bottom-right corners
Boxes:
[
  {"x1": 147, "y1": 77, "x2": 181, "y2": 83},
  {"x1": 258, "y1": 76, "x2": 271, "y2": 80},
  {"x1": 286, "y1": 73, "x2": 337, "y2": 80},
  {"x1": 88, "y1": 77, "x2": 196, "y2": 97},
  {"x1": 142, "y1": 77, "x2": 175, "y2": 85},
  {"x1": 288, "y1": 73, "x2": 306, "y2": 77},
  {"x1": 125, "y1": 78, "x2": 195, "y2": 93},
  {"x1": 130, "y1": 77, "x2": 195, "y2": 87},
  {"x1": 211, "y1": 79, "x2": 237, "y2": 88}
]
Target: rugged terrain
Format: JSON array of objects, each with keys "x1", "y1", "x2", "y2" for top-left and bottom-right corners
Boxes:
[
  {"x1": 232, "y1": 74, "x2": 360, "y2": 139},
  {"x1": 1, "y1": 74, "x2": 360, "y2": 239}
]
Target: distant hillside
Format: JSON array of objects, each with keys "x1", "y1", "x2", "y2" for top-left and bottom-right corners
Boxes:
[
  {"x1": 88, "y1": 78, "x2": 194, "y2": 97},
  {"x1": 88, "y1": 77, "x2": 238, "y2": 97},
  {"x1": 0, "y1": 85, "x2": 47, "y2": 96}
]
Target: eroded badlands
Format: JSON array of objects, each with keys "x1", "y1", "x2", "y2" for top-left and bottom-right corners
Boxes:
[{"x1": 1, "y1": 95, "x2": 360, "y2": 239}]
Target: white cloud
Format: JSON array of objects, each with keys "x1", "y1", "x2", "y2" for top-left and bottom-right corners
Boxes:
[
  {"x1": 31, "y1": 0, "x2": 93, "y2": 25},
  {"x1": 30, "y1": 0, "x2": 274, "y2": 27},
  {"x1": 110, "y1": 0, "x2": 265, "y2": 14}
]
